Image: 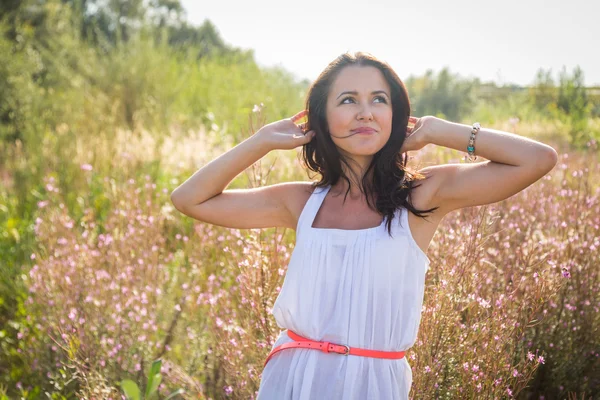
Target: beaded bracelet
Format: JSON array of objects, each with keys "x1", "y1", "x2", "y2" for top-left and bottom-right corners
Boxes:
[{"x1": 465, "y1": 122, "x2": 481, "y2": 162}]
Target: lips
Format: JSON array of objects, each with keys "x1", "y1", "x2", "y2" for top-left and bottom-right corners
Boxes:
[{"x1": 352, "y1": 127, "x2": 377, "y2": 134}]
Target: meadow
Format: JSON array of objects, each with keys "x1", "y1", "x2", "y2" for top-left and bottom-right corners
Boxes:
[{"x1": 1, "y1": 2, "x2": 599, "y2": 399}]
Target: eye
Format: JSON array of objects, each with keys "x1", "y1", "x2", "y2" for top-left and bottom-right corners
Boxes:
[{"x1": 340, "y1": 96, "x2": 388, "y2": 104}]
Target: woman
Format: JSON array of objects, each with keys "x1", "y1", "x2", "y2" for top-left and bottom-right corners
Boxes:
[{"x1": 170, "y1": 52, "x2": 558, "y2": 399}]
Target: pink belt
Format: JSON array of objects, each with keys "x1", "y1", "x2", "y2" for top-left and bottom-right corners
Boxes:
[{"x1": 264, "y1": 329, "x2": 406, "y2": 368}]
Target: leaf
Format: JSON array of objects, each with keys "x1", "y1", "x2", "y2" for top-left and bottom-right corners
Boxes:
[
  {"x1": 120, "y1": 379, "x2": 141, "y2": 400},
  {"x1": 149, "y1": 359, "x2": 162, "y2": 376},
  {"x1": 145, "y1": 359, "x2": 162, "y2": 397},
  {"x1": 146, "y1": 374, "x2": 162, "y2": 399}
]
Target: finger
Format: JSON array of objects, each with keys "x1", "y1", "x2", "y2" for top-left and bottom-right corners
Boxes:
[
  {"x1": 293, "y1": 130, "x2": 314, "y2": 142},
  {"x1": 298, "y1": 122, "x2": 307, "y2": 131},
  {"x1": 291, "y1": 110, "x2": 308, "y2": 123},
  {"x1": 303, "y1": 130, "x2": 316, "y2": 142},
  {"x1": 408, "y1": 116, "x2": 418, "y2": 124},
  {"x1": 295, "y1": 129, "x2": 313, "y2": 138},
  {"x1": 407, "y1": 126, "x2": 413, "y2": 133}
]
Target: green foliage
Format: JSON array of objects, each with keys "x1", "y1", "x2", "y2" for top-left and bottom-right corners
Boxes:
[
  {"x1": 529, "y1": 68, "x2": 558, "y2": 116},
  {"x1": 121, "y1": 380, "x2": 142, "y2": 400},
  {"x1": 0, "y1": 19, "x2": 44, "y2": 143},
  {"x1": 557, "y1": 66, "x2": 593, "y2": 147},
  {"x1": 528, "y1": 66, "x2": 596, "y2": 148},
  {"x1": 120, "y1": 360, "x2": 184, "y2": 400},
  {"x1": 1, "y1": 2, "x2": 300, "y2": 396},
  {"x1": 165, "y1": 19, "x2": 252, "y2": 61},
  {"x1": 557, "y1": 66, "x2": 589, "y2": 117},
  {"x1": 405, "y1": 67, "x2": 476, "y2": 121}
]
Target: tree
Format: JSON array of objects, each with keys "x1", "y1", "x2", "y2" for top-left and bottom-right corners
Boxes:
[
  {"x1": 557, "y1": 66, "x2": 589, "y2": 117},
  {"x1": 529, "y1": 68, "x2": 556, "y2": 116},
  {"x1": 405, "y1": 67, "x2": 475, "y2": 121}
]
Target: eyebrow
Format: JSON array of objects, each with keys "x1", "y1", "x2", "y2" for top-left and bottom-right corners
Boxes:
[{"x1": 336, "y1": 90, "x2": 390, "y2": 99}]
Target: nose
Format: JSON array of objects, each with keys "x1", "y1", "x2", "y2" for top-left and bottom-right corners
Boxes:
[{"x1": 356, "y1": 104, "x2": 374, "y2": 121}]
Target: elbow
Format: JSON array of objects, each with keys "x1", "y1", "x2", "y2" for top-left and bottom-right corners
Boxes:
[
  {"x1": 544, "y1": 147, "x2": 559, "y2": 170},
  {"x1": 170, "y1": 190, "x2": 186, "y2": 212},
  {"x1": 535, "y1": 147, "x2": 559, "y2": 175}
]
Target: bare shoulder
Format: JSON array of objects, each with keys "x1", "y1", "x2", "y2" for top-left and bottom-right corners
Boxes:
[
  {"x1": 403, "y1": 165, "x2": 456, "y2": 255},
  {"x1": 280, "y1": 181, "x2": 318, "y2": 230}
]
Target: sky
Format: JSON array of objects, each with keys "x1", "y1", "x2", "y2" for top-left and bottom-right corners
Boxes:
[{"x1": 180, "y1": 0, "x2": 599, "y2": 87}]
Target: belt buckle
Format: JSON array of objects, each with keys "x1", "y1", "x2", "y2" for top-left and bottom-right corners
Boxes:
[{"x1": 342, "y1": 344, "x2": 350, "y2": 356}]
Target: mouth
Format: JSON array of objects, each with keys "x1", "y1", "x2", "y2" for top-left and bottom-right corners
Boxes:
[{"x1": 351, "y1": 127, "x2": 377, "y2": 135}]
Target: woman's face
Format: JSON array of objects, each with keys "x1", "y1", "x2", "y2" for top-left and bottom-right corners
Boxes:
[{"x1": 325, "y1": 65, "x2": 393, "y2": 159}]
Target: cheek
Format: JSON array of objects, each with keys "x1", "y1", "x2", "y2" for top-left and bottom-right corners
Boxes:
[
  {"x1": 327, "y1": 108, "x2": 352, "y2": 132},
  {"x1": 377, "y1": 109, "x2": 393, "y2": 127}
]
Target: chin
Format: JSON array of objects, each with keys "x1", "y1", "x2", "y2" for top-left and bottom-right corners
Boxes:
[
  {"x1": 346, "y1": 148, "x2": 382, "y2": 157},
  {"x1": 355, "y1": 142, "x2": 386, "y2": 153}
]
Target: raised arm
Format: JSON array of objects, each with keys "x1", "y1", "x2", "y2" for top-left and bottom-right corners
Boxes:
[
  {"x1": 412, "y1": 117, "x2": 558, "y2": 215},
  {"x1": 170, "y1": 111, "x2": 316, "y2": 230}
]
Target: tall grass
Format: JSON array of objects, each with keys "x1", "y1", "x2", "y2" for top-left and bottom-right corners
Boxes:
[{"x1": 4, "y1": 114, "x2": 597, "y2": 398}]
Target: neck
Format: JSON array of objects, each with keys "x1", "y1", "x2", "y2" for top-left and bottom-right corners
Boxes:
[{"x1": 334, "y1": 158, "x2": 374, "y2": 198}]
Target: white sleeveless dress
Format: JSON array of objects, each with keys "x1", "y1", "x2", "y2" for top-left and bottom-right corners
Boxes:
[{"x1": 256, "y1": 184, "x2": 431, "y2": 400}]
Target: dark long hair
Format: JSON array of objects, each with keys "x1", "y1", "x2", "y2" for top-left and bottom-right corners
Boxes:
[{"x1": 301, "y1": 51, "x2": 439, "y2": 237}]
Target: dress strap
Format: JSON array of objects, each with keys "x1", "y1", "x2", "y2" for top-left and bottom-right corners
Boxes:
[
  {"x1": 400, "y1": 207, "x2": 410, "y2": 230},
  {"x1": 296, "y1": 184, "x2": 331, "y2": 234},
  {"x1": 398, "y1": 207, "x2": 431, "y2": 265},
  {"x1": 390, "y1": 207, "x2": 411, "y2": 236}
]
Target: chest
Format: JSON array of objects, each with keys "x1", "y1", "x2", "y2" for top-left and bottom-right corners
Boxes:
[{"x1": 311, "y1": 194, "x2": 383, "y2": 230}]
